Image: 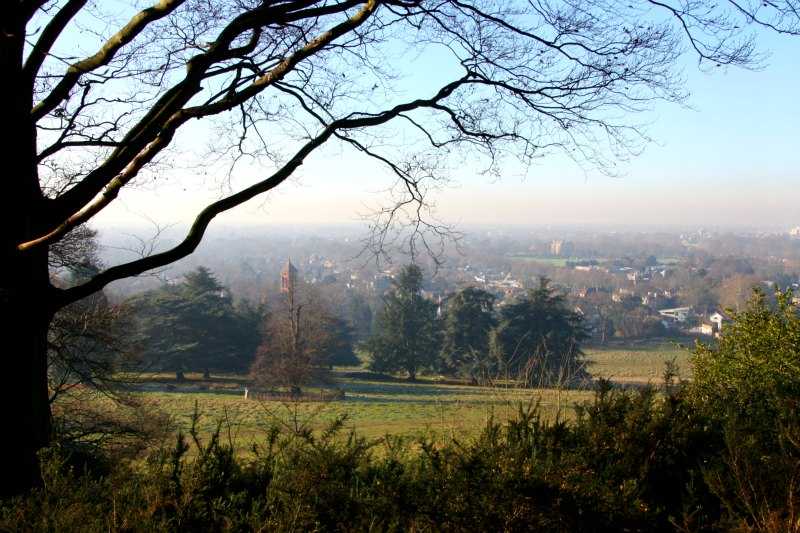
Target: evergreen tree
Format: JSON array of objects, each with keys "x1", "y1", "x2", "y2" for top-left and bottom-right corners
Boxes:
[
  {"x1": 490, "y1": 278, "x2": 588, "y2": 386},
  {"x1": 440, "y1": 287, "x2": 496, "y2": 383},
  {"x1": 366, "y1": 265, "x2": 439, "y2": 380},
  {"x1": 322, "y1": 316, "x2": 361, "y2": 367},
  {"x1": 130, "y1": 267, "x2": 260, "y2": 379},
  {"x1": 347, "y1": 292, "x2": 373, "y2": 341}
]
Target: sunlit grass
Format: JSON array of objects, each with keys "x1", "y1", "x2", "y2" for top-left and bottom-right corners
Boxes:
[
  {"x1": 585, "y1": 341, "x2": 693, "y2": 383},
  {"x1": 115, "y1": 342, "x2": 694, "y2": 450}
]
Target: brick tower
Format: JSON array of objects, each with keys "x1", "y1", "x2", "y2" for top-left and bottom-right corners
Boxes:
[{"x1": 280, "y1": 259, "x2": 298, "y2": 294}]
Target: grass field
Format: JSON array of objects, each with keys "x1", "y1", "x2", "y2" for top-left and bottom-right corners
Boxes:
[
  {"x1": 120, "y1": 341, "x2": 693, "y2": 450},
  {"x1": 585, "y1": 340, "x2": 694, "y2": 384}
]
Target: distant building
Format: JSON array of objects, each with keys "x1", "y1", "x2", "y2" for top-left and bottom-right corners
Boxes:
[
  {"x1": 709, "y1": 311, "x2": 728, "y2": 334},
  {"x1": 690, "y1": 323, "x2": 714, "y2": 336},
  {"x1": 549, "y1": 240, "x2": 574, "y2": 256},
  {"x1": 612, "y1": 288, "x2": 635, "y2": 303},
  {"x1": 658, "y1": 306, "x2": 692, "y2": 322},
  {"x1": 790, "y1": 226, "x2": 800, "y2": 237},
  {"x1": 280, "y1": 259, "x2": 298, "y2": 293}
]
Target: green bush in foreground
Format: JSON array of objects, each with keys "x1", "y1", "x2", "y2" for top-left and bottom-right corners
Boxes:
[
  {"x1": 689, "y1": 289, "x2": 800, "y2": 532},
  {"x1": 0, "y1": 387, "x2": 723, "y2": 532},
  {"x1": 2, "y1": 384, "x2": 799, "y2": 532}
]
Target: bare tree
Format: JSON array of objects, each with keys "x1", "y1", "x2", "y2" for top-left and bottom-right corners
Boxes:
[
  {"x1": 1, "y1": 0, "x2": 798, "y2": 496},
  {"x1": 250, "y1": 281, "x2": 343, "y2": 394}
]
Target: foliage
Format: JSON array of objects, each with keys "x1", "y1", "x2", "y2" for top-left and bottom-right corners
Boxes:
[
  {"x1": 250, "y1": 281, "x2": 358, "y2": 392},
  {"x1": 366, "y1": 265, "x2": 440, "y2": 380},
  {"x1": 439, "y1": 287, "x2": 496, "y2": 382},
  {"x1": 608, "y1": 305, "x2": 666, "y2": 339},
  {"x1": 130, "y1": 267, "x2": 261, "y2": 379},
  {"x1": 346, "y1": 291, "x2": 374, "y2": 342},
  {"x1": 10, "y1": 292, "x2": 800, "y2": 531},
  {"x1": 0, "y1": 383, "x2": 756, "y2": 532},
  {"x1": 690, "y1": 288, "x2": 800, "y2": 437},
  {"x1": 322, "y1": 316, "x2": 361, "y2": 367},
  {"x1": 490, "y1": 278, "x2": 589, "y2": 386},
  {"x1": 7, "y1": 292, "x2": 800, "y2": 531}
]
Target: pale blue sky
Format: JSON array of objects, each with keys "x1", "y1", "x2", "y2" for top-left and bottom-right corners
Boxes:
[{"x1": 94, "y1": 25, "x2": 800, "y2": 231}]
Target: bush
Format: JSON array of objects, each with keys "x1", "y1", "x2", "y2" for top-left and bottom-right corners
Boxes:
[
  {"x1": 2, "y1": 386, "x2": 717, "y2": 532},
  {"x1": 689, "y1": 288, "x2": 800, "y2": 532},
  {"x1": 690, "y1": 289, "x2": 800, "y2": 437}
]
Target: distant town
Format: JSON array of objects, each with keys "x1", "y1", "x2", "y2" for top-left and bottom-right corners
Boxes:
[{"x1": 99, "y1": 224, "x2": 800, "y2": 345}]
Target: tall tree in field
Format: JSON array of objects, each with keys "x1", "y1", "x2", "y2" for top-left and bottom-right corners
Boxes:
[
  {"x1": 2, "y1": 0, "x2": 798, "y2": 496},
  {"x1": 250, "y1": 281, "x2": 353, "y2": 392},
  {"x1": 440, "y1": 287, "x2": 496, "y2": 383},
  {"x1": 367, "y1": 265, "x2": 439, "y2": 380},
  {"x1": 490, "y1": 278, "x2": 588, "y2": 386}
]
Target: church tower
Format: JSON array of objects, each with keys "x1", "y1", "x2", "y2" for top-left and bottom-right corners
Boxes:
[{"x1": 280, "y1": 259, "x2": 298, "y2": 294}]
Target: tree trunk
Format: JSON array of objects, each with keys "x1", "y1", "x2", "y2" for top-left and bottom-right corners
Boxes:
[
  {"x1": 202, "y1": 368, "x2": 210, "y2": 380},
  {"x1": 176, "y1": 370, "x2": 186, "y2": 382},
  {"x1": 0, "y1": 291, "x2": 52, "y2": 499},
  {"x1": 1, "y1": 6, "x2": 53, "y2": 497}
]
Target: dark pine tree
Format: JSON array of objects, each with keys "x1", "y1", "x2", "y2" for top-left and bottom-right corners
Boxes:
[
  {"x1": 490, "y1": 278, "x2": 589, "y2": 386},
  {"x1": 440, "y1": 287, "x2": 496, "y2": 383},
  {"x1": 366, "y1": 265, "x2": 439, "y2": 380}
]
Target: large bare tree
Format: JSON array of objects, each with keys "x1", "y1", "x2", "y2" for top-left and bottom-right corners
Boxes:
[{"x1": 1, "y1": 0, "x2": 797, "y2": 496}]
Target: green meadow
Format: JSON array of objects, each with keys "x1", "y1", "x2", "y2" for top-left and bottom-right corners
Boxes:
[{"x1": 123, "y1": 341, "x2": 692, "y2": 449}]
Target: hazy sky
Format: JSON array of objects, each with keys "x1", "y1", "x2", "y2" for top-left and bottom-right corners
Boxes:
[{"x1": 94, "y1": 28, "x2": 800, "y2": 232}]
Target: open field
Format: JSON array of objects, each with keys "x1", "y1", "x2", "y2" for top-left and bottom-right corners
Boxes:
[
  {"x1": 585, "y1": 340, "x2": 694, "y2": 384},
  {"x1": 119, "y1": 341, "x2": 694, "y2": 449},
  {"x1": 133, "y1": 377, "x2": 593, "y2": 449}
]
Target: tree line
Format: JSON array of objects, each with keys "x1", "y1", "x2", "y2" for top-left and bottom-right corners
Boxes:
[
  {"x1": 366, "y1": 264, "x2": 588, "y2": 386},
  {"x1": 127, "y1": 267, "x2": 361, "y2": 384},
  {"x1": 109, "y1": 263, "x2": 588, "y2": 390}
]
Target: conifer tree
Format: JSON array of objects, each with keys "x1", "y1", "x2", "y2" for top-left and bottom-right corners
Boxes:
[{"x1": 367, "y1": 265, "x2": 439, "y2": 380}]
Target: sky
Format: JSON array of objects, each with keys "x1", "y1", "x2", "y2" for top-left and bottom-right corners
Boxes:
[{"x1": 93, "y1": 22, "x2": 800, "y2": 233}]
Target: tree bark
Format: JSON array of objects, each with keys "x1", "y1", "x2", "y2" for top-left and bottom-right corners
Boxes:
[
  {"x1": 1, "y1": 6, "x2": 53, "y2": 498},
  {"x1": 0, "y1": 289, "x2": 52, "y2": 499}
]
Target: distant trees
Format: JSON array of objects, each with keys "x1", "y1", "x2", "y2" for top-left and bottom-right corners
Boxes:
[
  {"x1": 346, "y1": 292, "x2": 374, "y2": 342},
  {"x1": 130, "y1": 267, "x2": 261, "y2": 380},
  {"x1": 490, "y1": 279, "x2": 589, "y2": 386},
  {"x1": 678, "y1": 279, "x2": 720, "y2": 313},
  {"x1": 365, "y1": 268, "x2": 589, "y2": 386},
  {"x1": 366, "y1": 265, "x2": 440, "y2": 381},
  {"x1": 716, "y1": 274, "x2": 762, "y2": 312},
  {"x1": 439, "y1": 287, "x2": 496, "y2": 383}
]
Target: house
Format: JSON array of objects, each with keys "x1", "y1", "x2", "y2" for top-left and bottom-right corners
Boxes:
[
  {"x1": 709, "y1": 311, "x2": 726, "y2": 330},
  {"x1": 612, "y1": 288, "x2": 635, "y2": 303},
  {"x1": 690, "y1": 323, "x2": 714, "y2": 336}
]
